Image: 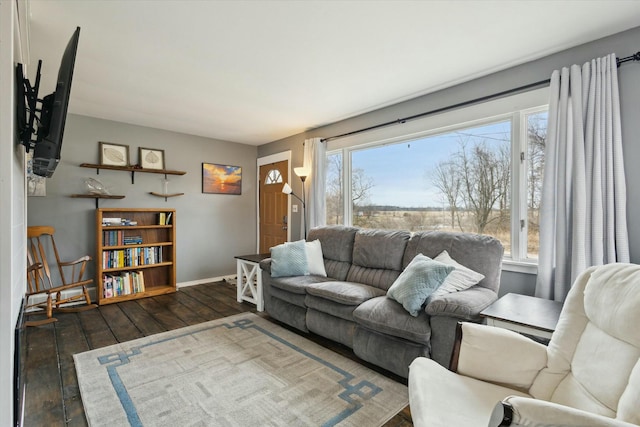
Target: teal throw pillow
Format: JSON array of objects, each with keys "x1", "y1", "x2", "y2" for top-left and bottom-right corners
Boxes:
[
  {"x1": 270, "y1": 240, "x2": 309, "y2": 278},
  {"x1": 387, "y1": 254, "x2": 454, "y2": 316}
]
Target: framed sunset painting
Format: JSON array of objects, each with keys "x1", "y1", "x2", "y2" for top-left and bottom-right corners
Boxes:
[{"x1": 202, "y1": 163, "x2": 242, "y2": 195}]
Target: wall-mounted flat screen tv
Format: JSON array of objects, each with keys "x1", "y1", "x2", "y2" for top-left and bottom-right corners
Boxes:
[{"x1": 16, "y1": 26, "x2": 80, "y2": 178}]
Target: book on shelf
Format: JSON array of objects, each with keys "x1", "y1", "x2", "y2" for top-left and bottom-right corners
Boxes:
[
  {"x1": 157, "y1": 211, "x2": 173, "y2": 225},
  {"x1": 102, "y1": 270, "x2": 146, "y2": 298},
  {"x1": 123, "y1": 236, "x2": 142, "y2": 245},
  {"x1": 102, "y1": 246, "x2": 164, "y2": 269},
  {"x1": 103, "y1": 275, "x2": 113, "y2": 298},
  {"x1": 103, "y1": 230, "x2": 128, "y2": 246}
]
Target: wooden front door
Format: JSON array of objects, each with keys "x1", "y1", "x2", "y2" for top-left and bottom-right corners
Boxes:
[{"x1": 259, "y1": 160, "x2": 288, "y2": 253}]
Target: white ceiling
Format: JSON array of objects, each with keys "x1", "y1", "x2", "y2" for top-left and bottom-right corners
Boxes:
[{"x1": 26, "y1": 1, "x2": 640, "y2": 146}]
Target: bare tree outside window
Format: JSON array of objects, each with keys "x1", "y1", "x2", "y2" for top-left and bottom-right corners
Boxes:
[
  {"x1": 434, "y1": 139, "x2": 510, "y2": 235},
  {"x1": 326, "y1": 153, "x2": 343, "y2": 225},
  {"x1": 526, "y1": 112, "x2": 547, "y2": 257},
  {"x1": 431, "y1": 161, "x2": 461, "y2": 229}
]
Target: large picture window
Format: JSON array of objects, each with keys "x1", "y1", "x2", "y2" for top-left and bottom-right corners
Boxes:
[{"x1": 325, "y1": 90, "x2": 548, "y2": 269}]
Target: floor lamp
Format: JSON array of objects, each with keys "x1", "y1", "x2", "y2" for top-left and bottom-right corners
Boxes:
[{"x1": 282, "y1": 166, "x2": 310, "y2": 239}]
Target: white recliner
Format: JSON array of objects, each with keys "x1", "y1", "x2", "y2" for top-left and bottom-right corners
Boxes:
[{"x1": 408, "y1": 263, "x2": 640, "y2": 427}]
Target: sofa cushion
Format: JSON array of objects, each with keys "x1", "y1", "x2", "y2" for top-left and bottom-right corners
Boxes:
[
  {"x1": 306, "y1": 281, "x2": 385, "y2": 306},
  {"x1": 307, "y1": 309, "x2": 357, "y2": 348},
  {"x1": 426, "y1": 286, "x2": 498, "y2": 319},
  {"x1": 387, "y1": 254, "x2": 454, "y2": 316},
  {"x1": 271, "y1": 286, "x2": 307, "y2": 308},
  {"x1": 345, "y1": 229, "x2": 410, "y2": 290},
  {"x1": 308, "y1": 226, "x2": 358, "y2": 280},
  {"x1": 308, "y1": 226, "x2": 358, "y2": 263},
  {"x1": 269, "y1": 275, "x2": 332, "y2": 295},
  {"x1": 431, "y1": 250, "x2": 485, "y2": 297},
  {"x1": 353, "y1": 296, "x2": 432, "y2": 345},
  {"x1": 404, "y1": 231, "x2": 503, "y2": 293},
  {"x1": 352, "y1": 229, "x2": 410, "y2": 271},
  {"x1": 268, "y1": 297, "x2": 309, "y2": 332},
  {"x1": 305, "y1": 295, "x2": 359, "y2": 321},
  {"x1": 270, "y1": 240, "x2": 308, "y2": 277},
  {"x1": 345, "y1": 265, "x2": 402, "y2": 291},
  {"x1": 354, "y1": 327, "x2": 430, "y2": 378}
]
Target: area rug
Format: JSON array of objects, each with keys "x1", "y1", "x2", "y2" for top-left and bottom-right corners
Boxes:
[{"x1": 74, "y1": 313, "x2": 408, "y2": 426}]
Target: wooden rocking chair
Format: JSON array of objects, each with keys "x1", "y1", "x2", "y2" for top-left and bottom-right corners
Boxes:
[{"x1": 26, "y1": 226, "x2": 97, "y2": 327}]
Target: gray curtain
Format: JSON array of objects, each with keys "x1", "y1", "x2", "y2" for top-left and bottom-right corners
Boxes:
[
  {"x1": 536, "y1": 53, "x2": 629, "y2": 301},
  {"x1": 302, "y1": 137, "x2": 326, "y2": 233}
]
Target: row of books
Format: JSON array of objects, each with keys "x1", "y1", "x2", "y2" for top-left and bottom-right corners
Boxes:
[
  {"x1": 158, "y1": 212, "x2": 173, "y2": 225},
  {"x1": 103, "y1": 271, "x2": 146, "y2": 298},
  {"x1": 103, "y1": 231, "x2": 143, "y2": 246},
  {"x1": 102, "y1": 246, "x2": 164, "y2": 269}
]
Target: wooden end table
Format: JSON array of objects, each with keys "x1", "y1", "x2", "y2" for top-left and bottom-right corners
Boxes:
[
  {"x1": 235, "y1": 253, "x2": 270, "y2": 312},
  {"x1": 480, "y1": 293, "x2": 563, "y2": 340}
]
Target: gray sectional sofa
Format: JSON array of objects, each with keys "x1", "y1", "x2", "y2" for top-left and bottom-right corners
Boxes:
[{"x1": 259, "y1": 226, "x2": 504, "y2": 378}]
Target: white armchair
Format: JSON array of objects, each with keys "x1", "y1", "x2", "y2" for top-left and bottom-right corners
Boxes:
[{"x1": 408, "y1": 263, "x2": 640, "y2": 427}]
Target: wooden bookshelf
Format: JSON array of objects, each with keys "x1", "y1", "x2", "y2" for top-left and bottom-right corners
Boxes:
[{"x1": 96, "y1": 208, "x2": 177, "y2": 305}]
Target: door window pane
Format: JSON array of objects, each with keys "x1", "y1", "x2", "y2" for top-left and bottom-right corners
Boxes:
[{"x1": 264, "y1": 169, "x2": 283, "y2": 185}]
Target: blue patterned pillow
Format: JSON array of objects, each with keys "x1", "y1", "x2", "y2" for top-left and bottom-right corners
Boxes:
[
  {"x1": 387, "y1": 254, "x2": 454, "y2": 316},
  {"x1": 270, "y1": 240, "x2": 309, "y2": 278}
]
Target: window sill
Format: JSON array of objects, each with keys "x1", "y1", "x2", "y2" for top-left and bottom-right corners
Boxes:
[{"x1": 502, "y1": 259, "x2": 538, "y2": 275}]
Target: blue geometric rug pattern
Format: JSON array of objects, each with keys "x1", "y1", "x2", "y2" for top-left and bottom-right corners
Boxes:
[{"x1": 74, "y1": 313, "x2": 408, "y2": 426}]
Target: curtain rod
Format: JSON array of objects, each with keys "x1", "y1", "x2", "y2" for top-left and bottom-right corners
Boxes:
[{"x1": 321, "y1": 51, "x2": 640, "y2": 144}]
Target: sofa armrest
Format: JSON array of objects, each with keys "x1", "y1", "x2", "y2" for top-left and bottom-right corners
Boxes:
[
  {"x1": 259, "y1": 258, "x2": 272, "y2": 274},
  {"x1": 489, "y1": 397, "x2": 637, "y2": 427},
  {"x1": 456, "y1": 323, "x2": 547, "y2": 391},
  {"x1": 425, "y1": 286, "x2": 497, "y2": 320}
]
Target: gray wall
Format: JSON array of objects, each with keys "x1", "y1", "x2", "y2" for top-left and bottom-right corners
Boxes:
[
  {"x1": 27, "y1": 114, "x2": 258, "y2": 283},
  {"x1": 258, "y1": 25, "x2": 640, "y2": 296}
]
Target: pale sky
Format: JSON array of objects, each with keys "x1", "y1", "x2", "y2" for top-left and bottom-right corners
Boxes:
[{"x1": 350, "y1": 120, "x2": 511, "y2": 208}]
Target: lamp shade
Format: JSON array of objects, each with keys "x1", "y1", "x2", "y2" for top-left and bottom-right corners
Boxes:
[
  {"x1": 294, "y1": 167, "x2": 310, "y2": 179},
  {"x1": 282, "y1": 182, "x2": 292, "y2": 194}
]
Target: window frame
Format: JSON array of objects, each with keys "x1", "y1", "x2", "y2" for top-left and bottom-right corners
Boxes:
[{"x1": 326, "y1": 88, "x2": 549, "y2": 274}]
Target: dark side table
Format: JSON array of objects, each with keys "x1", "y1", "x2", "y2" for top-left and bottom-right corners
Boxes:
[{"x1": 480, "y1": 293, "x2": 563, "y2": 340}]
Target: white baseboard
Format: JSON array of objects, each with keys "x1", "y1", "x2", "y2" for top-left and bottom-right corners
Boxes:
[{"x1": 177, "y1": 275, "x2": 235, "y2": 288}]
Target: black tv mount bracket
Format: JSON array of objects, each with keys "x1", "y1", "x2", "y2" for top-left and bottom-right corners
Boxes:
[{"x1": 17, "y1": 60, "x2": 43, "y2": 153}]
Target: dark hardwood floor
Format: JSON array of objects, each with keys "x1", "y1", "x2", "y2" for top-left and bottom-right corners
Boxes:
[{"x1": 24, "y1": 280, "x2": 413, "y2": 426}]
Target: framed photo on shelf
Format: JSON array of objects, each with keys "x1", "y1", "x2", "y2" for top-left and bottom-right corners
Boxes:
[
  {"x1": 202, "y1": 163, "x2": 242, "y2": 195},
  {"x1": 99, "y1": 142, "x2": 129, "y2": 167},
  {"x1": 139, "y1": 147, "x2": 165, "y2": 170}
]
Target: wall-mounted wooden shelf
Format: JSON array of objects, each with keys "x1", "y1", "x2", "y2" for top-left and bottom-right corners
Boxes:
[
  {"x1": 79, "y1": 163, "x2": 186, "y2": 184},
  {"x1": 70, "y1": 194, "x2": 125, "y2": 208},
  {"x1": 149, "y1": 192, "x2": 185, "y2": 202}
]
